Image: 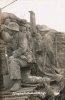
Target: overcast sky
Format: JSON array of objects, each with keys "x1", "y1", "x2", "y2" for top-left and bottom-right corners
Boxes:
[{"x1": 0, "y1": 0, "x2": 65, "y2": 32}]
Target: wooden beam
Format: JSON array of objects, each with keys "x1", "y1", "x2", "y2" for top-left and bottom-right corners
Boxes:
[
  {"x1": 29, "y1": 11, "x2": 37, "y2": 35},
  {"x1": 0, "y1": 8, "x2": 3, "y2": 91},
  {"x1": 0, "y1": 8, "x2": 2, "y2": 32}
]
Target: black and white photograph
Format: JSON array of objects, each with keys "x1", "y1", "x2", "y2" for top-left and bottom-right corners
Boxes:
[{"x1": 0, "y1": 0, "x2": 65, "y2": 100}]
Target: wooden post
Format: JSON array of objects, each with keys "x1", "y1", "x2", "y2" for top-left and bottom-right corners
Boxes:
[
  {"x1": 29, "y1": 11, "x2": 37, "y2": 35},
  {"x1": 0, "y1": 8, "x2": 1, "y2": 32},
  {"x1": 0, "y1": 8, "x2": 3, "y2": 91},
  {"x1": 29, "y1": 11, "x2": 37, "y2": 63}
]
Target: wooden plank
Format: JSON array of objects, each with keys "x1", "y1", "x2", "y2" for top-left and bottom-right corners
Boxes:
[
  {"x1": 0, "y1": 95, "x2": 28, "y2": 100},
  {"x1": 0, "y1": 8, "x2": 1, "y2": 32}
]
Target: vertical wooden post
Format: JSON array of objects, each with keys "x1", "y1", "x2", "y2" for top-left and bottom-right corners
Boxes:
[
  {"x1": 29, "y1": 11, "x2": 37, "y2": 35},
  {"x1": 55, "y1": 34, "x2": 58, "y2": 67},
  {"x1": 0, "y1": 8, "x2": 1, "y2": 32},
  {"x1": 0, "y1": 8, "x2": 3, "y2": 91}
]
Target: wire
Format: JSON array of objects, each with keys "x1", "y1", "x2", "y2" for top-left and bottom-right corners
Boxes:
[{"x1": 2, "y1": 0, "x2": 18, "y2": 9}]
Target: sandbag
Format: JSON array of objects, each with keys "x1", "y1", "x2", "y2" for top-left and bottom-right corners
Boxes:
[{"x1": 2, "y1": 12, "x2": 27, "y2": 25}]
